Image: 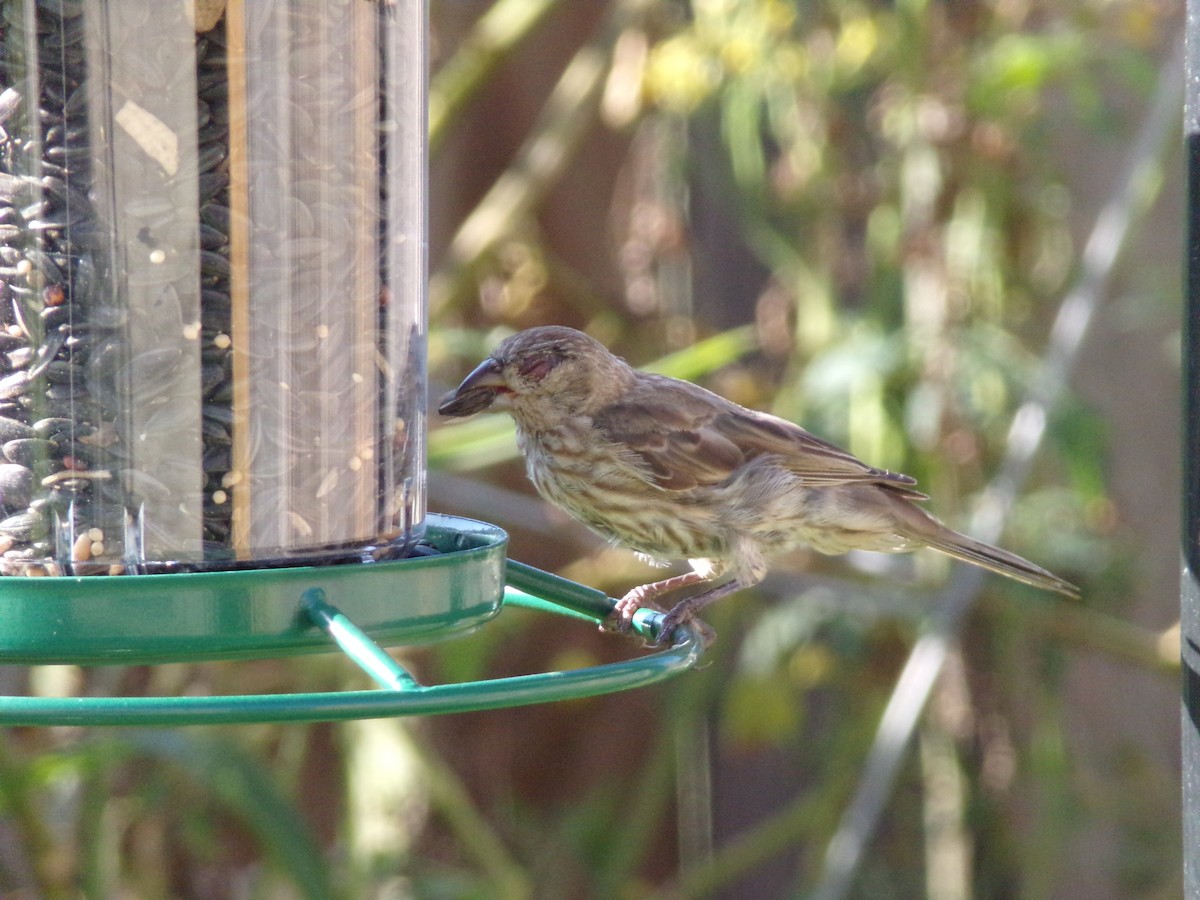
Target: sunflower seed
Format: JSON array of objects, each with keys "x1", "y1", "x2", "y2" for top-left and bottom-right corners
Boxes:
[
  {"x1": 0, "y1": 510, "x2": 47, "y2": 541},
  {"x1": 0, "y1": 464, "x2": 32, "y2": 509}
]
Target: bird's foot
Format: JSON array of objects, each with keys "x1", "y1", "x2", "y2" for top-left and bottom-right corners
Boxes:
[
  {"x1": 602, "y1": 584, "x2": 665, "y2": 635},
  {"x1": 649, "y1": 577, "x2": 749, "y2": 646},
  {"x1": 603, "y1": 571, "x2": 709, "y2": 636},
  {"x1": 651, "y1": 607, "x2": 717, "y2": 648}
]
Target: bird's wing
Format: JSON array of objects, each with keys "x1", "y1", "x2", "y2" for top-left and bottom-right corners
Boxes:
[{"x1": 594, "y1": 376, "x2": 923, "y2": 494}]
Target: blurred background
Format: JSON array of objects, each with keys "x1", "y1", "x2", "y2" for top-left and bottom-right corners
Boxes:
[{"x1": 0, "y1": 1, "x2": 1185, "y2": 898}]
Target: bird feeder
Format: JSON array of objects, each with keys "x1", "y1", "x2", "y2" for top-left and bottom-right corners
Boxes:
[{"x1": 0, "y1": 0, "x2": 702, "y2": 725}]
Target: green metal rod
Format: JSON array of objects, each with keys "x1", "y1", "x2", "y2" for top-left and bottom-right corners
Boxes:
[
  {"x1": 0, "y1": 632, "x2": 703, "y2": 726},
  {"x1": 504, "y1": 560, "x2": 669, "y2": 643},
  {"x1": 502, "y1": 587, "x2": 597, "y2": 623},
  {"x1": 504, "y1": 560, "x2": 614, "y2": 619},
  {"x1": 302, "y1": 589, "x2": 421, "y2": 691}
]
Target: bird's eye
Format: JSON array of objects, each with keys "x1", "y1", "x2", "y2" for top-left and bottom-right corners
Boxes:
[{"x1": 517, "y1": 355, "x2": 559, "y2": 381}]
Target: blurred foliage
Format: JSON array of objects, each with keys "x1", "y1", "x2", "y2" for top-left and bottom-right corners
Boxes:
[
  {"x1": 0, "y1": 0, "x2": 1183, "y2": 898},
  {"x1": 424, "y1": 0, "x2": 1180, "y2": 897}
]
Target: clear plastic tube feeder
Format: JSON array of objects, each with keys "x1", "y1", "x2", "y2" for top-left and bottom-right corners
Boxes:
[{"x1": 0, "y1": 0, "x2": 426, "y2": 575}]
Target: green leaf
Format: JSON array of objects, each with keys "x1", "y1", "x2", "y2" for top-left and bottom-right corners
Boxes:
[{"x1": 105, "y1": 731, "x2": 333, "y2": 900}]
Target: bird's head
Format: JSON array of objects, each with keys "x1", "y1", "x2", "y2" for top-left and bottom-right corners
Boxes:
[{"x1": 438, "y1": 326, "x2": 633, "y2": 423}]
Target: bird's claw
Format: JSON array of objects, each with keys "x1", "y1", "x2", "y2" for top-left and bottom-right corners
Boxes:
[
  {"x1": 650, "y1": 609, "x2": 716, "y2": 648},
  {"x1": 602, "y1": 585, "x2": 663, "y2": 635},
  {"x1": 602, "y1": 587, "x2": 718, "y2": 648}
]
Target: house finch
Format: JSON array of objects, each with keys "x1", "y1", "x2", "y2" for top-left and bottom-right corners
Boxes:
[{"x1": 439, "y1": 326, "x2": 1079, "y2": 643}]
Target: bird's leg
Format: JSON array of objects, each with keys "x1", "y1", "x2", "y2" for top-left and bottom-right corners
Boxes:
[
  {"x1": 653, "y1": 578, "x2": 748, "y2": 646},
  {"x1": 606, "y1": 570, "x2": 709, "y2": 633}
]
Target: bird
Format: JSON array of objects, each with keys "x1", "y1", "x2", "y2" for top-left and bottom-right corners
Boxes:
[{"x1": 438, "y1": 325, "x2": 1079, "y2": 644}]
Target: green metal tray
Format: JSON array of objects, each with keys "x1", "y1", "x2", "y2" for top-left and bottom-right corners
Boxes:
[
  {"x1": 0, "y1": 513, "x2": 506, "y2": 664},
  {"x1": 0, "y1": 514, "x2": 706, "y2": 724}
]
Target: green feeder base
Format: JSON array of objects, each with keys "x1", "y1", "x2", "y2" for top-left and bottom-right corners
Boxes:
[{"x1": 0, "y1": 514, "x2": 705, "y2": 725}]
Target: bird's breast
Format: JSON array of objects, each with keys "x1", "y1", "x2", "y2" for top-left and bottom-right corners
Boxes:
[
  {"x1": 515, "y1": 423, "x2": 727, "y2": 561},
  {"x1": 519, "y1": 423, "x2": 654, "y2": 507}
]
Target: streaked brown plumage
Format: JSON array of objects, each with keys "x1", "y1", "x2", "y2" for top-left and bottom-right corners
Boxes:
[{"x1": 439, "y1": 326, "x2": 1079, "y2": 643}]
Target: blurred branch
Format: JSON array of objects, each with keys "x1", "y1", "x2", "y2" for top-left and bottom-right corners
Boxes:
[
  {"x1": 0, "y1": 735, "x2": 72, "y2": 900},
  {"x1": 429, "y1": 0, "x2": 566, "y2": 155},
  {"x1": 760, "y1": 570, "x2": 1181, "y2": 679},
  {"x1": 428, "y1": 415, "x2": 519, "y2": 472},
  {"x1": 675, "y1": 716, "x2": 715, "y2": 876},
  {"x1": 404, "y1": 728, "x2": 533, "y2": 900},
  {"x1": 591, "y1": 679, "x2": 714, "y2": 895},
  {"x1": 99, "y1": 732, "x2": 335, "y2": 899},
  {"x1": 630, "y1": 584, "x2": 1179, "y2": 897},
  {"x1": 430, "y1": 3, "x2": 643, "y2": 318},
  {"x1": 666, "y1": 791, "x2": 827, "y2": 900},
  {"x1": 641, "y1": 325, "x2": 757, "y2": 379},
  {"x1": 980, "y1": 595, "x2": 1180, "y2": 678},
  {"x1": 808, "y1": 36, "x2": 1185, "y2": 900},
  {"x1": 430, "y1": 471, "x2": 569, "y2": 534}
]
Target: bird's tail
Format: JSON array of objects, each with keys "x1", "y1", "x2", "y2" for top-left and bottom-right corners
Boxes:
[
  {"x1": 923, "y1": 525, "x2": 1080, "y2": 599},
  {"x1": 878, "y1": 486, "x2": 1079, "y2": 598}
]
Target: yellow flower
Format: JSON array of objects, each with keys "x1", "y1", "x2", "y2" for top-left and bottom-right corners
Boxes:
[
  {"x1": 644, "y1": 35, "x2": 722, "y2": 114},
  {"x1": 836, "y1": 16, "x2": 878, "y2": 72},
  {"x1": 762, "y1": 0, "x2": 798, "y2": 35}
]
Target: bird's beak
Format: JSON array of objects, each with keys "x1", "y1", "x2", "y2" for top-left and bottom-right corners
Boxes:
[{"x1": 438, "y1": 357, "x2": 508, "y2": 417}]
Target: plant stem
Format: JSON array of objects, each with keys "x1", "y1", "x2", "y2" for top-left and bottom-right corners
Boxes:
[{"x1": 430, "y1": 0, "x2": 566, "y2": 155}]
